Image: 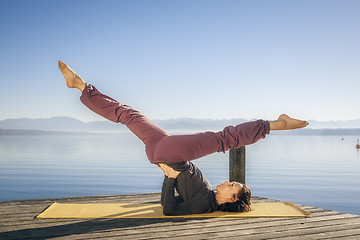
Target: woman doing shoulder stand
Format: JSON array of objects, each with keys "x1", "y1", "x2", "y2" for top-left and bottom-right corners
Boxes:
[{"x1": 58, "y1": 60, "x2": 308, "y2": 216}]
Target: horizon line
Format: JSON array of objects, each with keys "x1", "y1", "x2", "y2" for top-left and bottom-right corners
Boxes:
[{"x1": 1, "y1": 115, "x2": 360, "y2": 123}]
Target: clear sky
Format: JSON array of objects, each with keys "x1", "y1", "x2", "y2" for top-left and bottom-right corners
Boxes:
[{"x1": 0, "y1": 0, "x2": 359, "y2": 122}]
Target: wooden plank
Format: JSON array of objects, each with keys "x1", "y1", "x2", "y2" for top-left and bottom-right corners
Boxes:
[
  {"x1": 229, "y1": 146, "x2": 246, "y2": 183},
  {"x1": 115, "y1": 214, "x2": 360, "y2": 240}
]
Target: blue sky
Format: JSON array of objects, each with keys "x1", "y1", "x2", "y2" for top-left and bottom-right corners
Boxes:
[{"x1": 0, "y1": 0, "x2": 359, "y2": 122}]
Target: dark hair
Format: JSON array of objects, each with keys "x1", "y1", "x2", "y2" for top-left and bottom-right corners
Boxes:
[{"x1": 218, "y1": 184, "x2": 252, "y2": 212}]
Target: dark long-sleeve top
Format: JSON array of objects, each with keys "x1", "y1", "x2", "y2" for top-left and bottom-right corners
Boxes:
[{"x1": 160, "y1": 161, "x2": 218, "y2": 216}]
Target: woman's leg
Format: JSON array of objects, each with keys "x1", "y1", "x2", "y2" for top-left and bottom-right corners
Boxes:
[
  {"x1": 153, "y1": 120, "x2": 270, "y2": 163},
  {"x1": 59, "y1": 61, "x2": 308, "y2": 164},
  {"x1": 80, "y1": 84, "x2": 168, "y2": 161},
  {"x1": 59, "y1": 61, "x2": 167, "y2": 162},
  {"x1": 153, "y1": 116, "x2": 308, "y2": 164}
]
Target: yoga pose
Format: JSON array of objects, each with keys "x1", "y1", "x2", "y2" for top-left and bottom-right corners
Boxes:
[{"x1": 58, "y1": 60, "x2": 308, "y2": 216}]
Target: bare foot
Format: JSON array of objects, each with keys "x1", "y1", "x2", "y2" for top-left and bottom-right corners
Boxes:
[
  {"x1": 270, "y1": 114, "x2": 308, "y2": 130},
  {"x1": 58, "y1": 60, "x2": 86, "y2": 91}
]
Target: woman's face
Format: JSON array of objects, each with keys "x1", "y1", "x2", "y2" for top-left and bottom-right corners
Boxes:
[{"x1": 216, "y1": 180, "x2": 243, "y2": 201}]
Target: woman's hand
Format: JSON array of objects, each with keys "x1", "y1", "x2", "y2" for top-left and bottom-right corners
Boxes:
[{"x1": 156, "y1": 163, "x2": 181, "y2": 179}]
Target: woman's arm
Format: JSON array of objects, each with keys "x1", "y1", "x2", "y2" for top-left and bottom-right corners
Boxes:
[
  {"x1": 161, "y1": 178, "x2": 212, "y2": 215},
  {"x1": 157, "y1": 163, "x2": 212, "y2": 215},
  {"x1": 157, "y1": 163, "x2": 181, "y2": 206}
]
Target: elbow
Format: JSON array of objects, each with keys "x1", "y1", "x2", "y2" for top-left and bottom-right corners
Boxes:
[{"x1": 162, "y1": 208, "x2": 176, "y2": 216}]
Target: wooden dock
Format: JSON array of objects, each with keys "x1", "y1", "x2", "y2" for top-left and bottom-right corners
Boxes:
[{"x1": 1, "y1": 193, "x2": 360, "y2": 240}]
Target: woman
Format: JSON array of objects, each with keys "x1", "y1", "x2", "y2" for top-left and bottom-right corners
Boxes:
[{"x1": 58, "y1": 60, "x2": 308, "y2": 216}]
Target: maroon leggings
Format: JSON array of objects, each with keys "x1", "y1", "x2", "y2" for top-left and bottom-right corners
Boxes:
[{"x1": 80, "y1": 84, "x2": 270, "y2": 164}]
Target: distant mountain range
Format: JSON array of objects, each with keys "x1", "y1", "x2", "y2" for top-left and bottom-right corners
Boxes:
[{"x1": 0, "y1": 116, "x2": 360, "y2": 135}]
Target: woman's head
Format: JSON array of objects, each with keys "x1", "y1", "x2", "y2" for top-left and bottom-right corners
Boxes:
[{"x1": 215, "y1": 180, "x2": 251, "y2": 212}]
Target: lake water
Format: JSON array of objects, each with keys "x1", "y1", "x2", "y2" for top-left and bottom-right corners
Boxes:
[{"x1": 1, "y1": 133, "x2": 360, "y2": 215}]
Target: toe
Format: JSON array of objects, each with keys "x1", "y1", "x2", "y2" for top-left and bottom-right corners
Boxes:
[{"x1": 58, "y1": 60, "x2": 65, "y2": 71}]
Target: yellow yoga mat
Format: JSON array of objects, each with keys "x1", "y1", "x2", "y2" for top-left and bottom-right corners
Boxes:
[{"x1": 36, "y1": 202, "x2": 310, "y2": 218}]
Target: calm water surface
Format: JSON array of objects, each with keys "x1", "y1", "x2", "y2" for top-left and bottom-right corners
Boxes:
[{"x1": 1, "y1": 133, "x2": 359, "y2": 215}]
